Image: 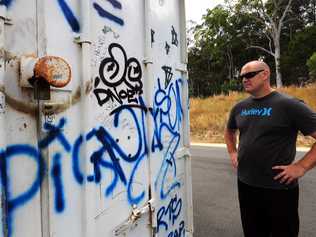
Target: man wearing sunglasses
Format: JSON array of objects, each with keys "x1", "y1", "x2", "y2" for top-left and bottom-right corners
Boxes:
[{"x1": 224, "y1": 60, "x2": 316, "y2": 237}]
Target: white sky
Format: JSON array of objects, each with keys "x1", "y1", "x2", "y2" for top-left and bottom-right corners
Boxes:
[{"x1": 185, "y1": 0, "x2": 225, "y2": 23}]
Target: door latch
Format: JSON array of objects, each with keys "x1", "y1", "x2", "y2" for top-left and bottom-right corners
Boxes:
[{"x1": 113, "y1": 198, "x2": 155, "y2": 236}]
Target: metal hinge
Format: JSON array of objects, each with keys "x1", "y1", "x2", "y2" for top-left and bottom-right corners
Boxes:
[
  {"x1": 175, "y1": 63, "x2": 187, "y2": 73},
  {"x1": 143, "y1": 58, "x2": 153, "y2": 66},
  {"x1": 0, "y1": 6, "x2": 12, "y2": 25},
  {"x1": 73, "y1": 36, "x2": 92, "y2": 45},
  {"x1": 175, "y1": 147, "x2": 191, "y2": 159}
]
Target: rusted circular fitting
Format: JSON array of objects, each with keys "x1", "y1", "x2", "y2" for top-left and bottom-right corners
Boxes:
[{"x1": 34, "y1": 56, "x2": 71, "y2": 88}]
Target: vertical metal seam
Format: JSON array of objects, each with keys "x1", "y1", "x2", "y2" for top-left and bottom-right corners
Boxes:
[
  {"x1": 143, "y1": 1, "x2": 156, "y2": 236},
  {"x1": 36, "y1": 1, "x2": 51, "y2": 237},
  {"x1": 179, "y1": 0, "x2": 194, "y2": 235},
  {"x1": 78, "y1": 1, "x2": 94, "y2": 237},
  {"x1": 0, "y1": 5, "x2": 8, "y2": 236}
]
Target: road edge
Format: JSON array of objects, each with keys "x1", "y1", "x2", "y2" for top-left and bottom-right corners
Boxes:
[{"x1": 191, "y1": 143, "x2": 310, "y2": 152}]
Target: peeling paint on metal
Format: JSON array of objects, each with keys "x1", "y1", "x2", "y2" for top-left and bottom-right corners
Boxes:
[{"x1": 34, "y1": 56, "x2": 71, "y2": 88}]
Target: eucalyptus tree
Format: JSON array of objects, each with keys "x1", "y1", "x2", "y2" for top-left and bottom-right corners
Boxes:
[{"x1": 232, "y1": 0, "x2": 294, "y2": 88}]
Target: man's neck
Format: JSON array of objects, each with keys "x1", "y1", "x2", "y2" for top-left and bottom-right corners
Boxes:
[{"x1": 251, "y1": 87, "x2": 274, "y2": 99}]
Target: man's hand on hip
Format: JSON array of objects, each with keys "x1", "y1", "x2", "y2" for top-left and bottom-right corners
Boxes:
[
  {"x1": 230, "y1": 152, "x2": 238, "y2": 170},
  {"x1": 272, "y1": 163, "x2": 307, "y2": 185}
]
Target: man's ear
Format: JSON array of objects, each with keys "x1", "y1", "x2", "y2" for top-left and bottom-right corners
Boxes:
[{"x1": 262, "y1": 70, "x2": 269, "y2": 82}]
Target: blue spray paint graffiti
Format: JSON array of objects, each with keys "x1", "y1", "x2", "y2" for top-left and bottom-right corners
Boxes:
[
  {"x1": 157, "y1": 195, "x2": 185, "y2": 237},
  {"x1": 51, "y1": 153, "x2": 65, "y2": 213},
  {"x1": 2, "y1": 0, "x2": 125, "y2": 33},
  {"x1": 0, "y1": 145, "x2": 45, "y2": 237},
  {"x1": 0, "y1": 71, "x2": 183, "y2": 236},
  {"x1": 153, "y1": 78, "x2": 183, "y2": 200},
  {"x1": 0, "y1": 0, "x2": 13, "y2": 7},
  {"x1": 57, "y1": 0, "x2": 124, "y2": 32},
  {"x1": 106, "y1": 0, "x2": 122, "y2": 9},
  {"x1": 93, "y1": 1, "x2": 124, "y2": 26},
  {"x1": 56, "y1": 0, "x2": 124, "y2": 32},
  {"x1": 56, "y1": 0, "x2": 80, "y2": 33},
  {"x1": 38, "y1": 117, "x2": 71, "y2": 152}
]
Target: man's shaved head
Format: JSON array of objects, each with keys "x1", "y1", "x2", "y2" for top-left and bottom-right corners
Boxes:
[{"x1": 242, "y1": 60, "x2": 270, "y2": 75}]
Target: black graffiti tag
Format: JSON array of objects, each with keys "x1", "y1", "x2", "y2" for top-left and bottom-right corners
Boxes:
[
  {"x1": 171, "y1": 26, "x2": 178, "y2": 47},
  {"x1": 162, "y1": 66, "x2": 173, "y2": 88},
  {"x1": 151, "y1": 29, "x2": 155, "y2": 47},
  {"x1": 94, "y1": 43, "x2": 143, "y2": 106},
  {"x1": 165, "y1": 42, "x2": 170, "y2": 55}
]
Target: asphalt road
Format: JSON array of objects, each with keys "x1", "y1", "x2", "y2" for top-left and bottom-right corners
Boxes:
[{"x1": 190, "y1": 144, "x2": 316, "y2": 237}]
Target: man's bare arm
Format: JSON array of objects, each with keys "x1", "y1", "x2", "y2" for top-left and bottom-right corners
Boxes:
[
  {"x1": 295, "y1": 131, "x2": 316, "y2": 170},
  {"x1": 224, "y1": 128, "x2": 238, "y2": 169},
  {"x1": 273, "y1": 131, "x2": 316, "y2": 184}
]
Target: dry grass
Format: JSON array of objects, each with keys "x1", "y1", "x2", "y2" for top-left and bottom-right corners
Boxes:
[{"x1": 190, "y1": 83, "x2": 316, "y2": 147}]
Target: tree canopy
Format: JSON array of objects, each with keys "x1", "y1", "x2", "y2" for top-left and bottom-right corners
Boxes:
[{"x1": 188, "y1": 0, "x2": 316, "y2": 97}]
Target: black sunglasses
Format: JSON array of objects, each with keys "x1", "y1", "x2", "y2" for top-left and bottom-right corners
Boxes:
[{"x1": 239, "y1": 70, "x2": 264, "y2": 80}]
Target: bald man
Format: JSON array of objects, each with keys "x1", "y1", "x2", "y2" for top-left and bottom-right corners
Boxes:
[{"x1": 224, "y1": 60, "x2": 316, "y2": 237}]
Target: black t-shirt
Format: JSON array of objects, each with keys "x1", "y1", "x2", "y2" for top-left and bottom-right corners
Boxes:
[{"x1": 227, "y1": 91, "x2": 316, "y2": 189}]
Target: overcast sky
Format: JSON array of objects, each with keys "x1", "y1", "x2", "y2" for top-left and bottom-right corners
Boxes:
[{"x1": 185, "y1": 0, "x2": 225, "y2": 23}]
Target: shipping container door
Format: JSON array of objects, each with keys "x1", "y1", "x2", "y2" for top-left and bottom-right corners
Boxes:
[
  {"x1": 1, "y1": 1, "x2": 43, "y2": 237},
  {"x1": 147, "y1": 1, "x2": 193, "y2": 237},
  {"x1": 90, "y1": 0, "x2": 152, "y2": 236},
  {"x1": 42, "y1": 0, "x2": 152, "y2": 236}
]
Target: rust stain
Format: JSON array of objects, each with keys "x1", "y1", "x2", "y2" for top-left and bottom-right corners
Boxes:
[
  {"x1": 34, "y1": 56, "x2": 71, "y2": 88},
  {"x1": 0, "y1": 79, "x2": 93, "y2": 116},
  {"x1": 0, "y1": 85, "x2": 37, "y2": 116}
]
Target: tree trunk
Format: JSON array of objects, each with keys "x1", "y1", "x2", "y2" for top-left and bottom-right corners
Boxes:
[{"x1": 274, "y1": 35, "x2": 283, "y2": 88}]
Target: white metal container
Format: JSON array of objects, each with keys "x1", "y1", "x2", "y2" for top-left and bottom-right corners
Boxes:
[{"x1": 0, "y1": 1, "x2": 193, "y2": 236}]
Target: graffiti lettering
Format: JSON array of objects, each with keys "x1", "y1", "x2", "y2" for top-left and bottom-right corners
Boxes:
[
  {"x1": 162, "y1": 66, "x2": 173, "y2": 89},
  {"x1": 102, "y1": 25, "x2": 120, "y2": 39},
  {"x1": 165, "y1": 42, "x2": 171, "y2": 55},
  {"x1": 93, "y1": 43, "x2": 143, "y2": 106},
  {"x1": 157, "y1": 195, "x2": 184, "y2": 236},
  {"x1": 38, "y1": 117, "x2": 71, "y2": 152},
  {"x1": 168, "y1": 221, "x2": 185, "y2": 237},
  {"x1": 153, "y1": 79, "x2": 183, "y2": 199},
  {"x1": 0, "y1": 145, "x2": 45, "y2": 236},
  {"x1": 0, "y1": 77, "x2": 183, "y2": 236},
  {"x1": 51, "y1": 153, "x2": 65, "y2": 213},
  {"x1": 171, "y1": 26, "x2": 179, "y2": 47},
  {"x1": 151, "y1": 29, "x2": 155, "y2": 47}
]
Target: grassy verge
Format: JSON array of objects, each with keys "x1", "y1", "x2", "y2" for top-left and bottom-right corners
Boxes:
[{"x1": 190, "y1": 84, "x2": 316, "y2": 147}]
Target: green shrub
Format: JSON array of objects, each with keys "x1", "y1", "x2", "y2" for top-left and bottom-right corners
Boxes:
[{"x1": 307, "y1": 52, "x2": 316, "y2": 80}]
